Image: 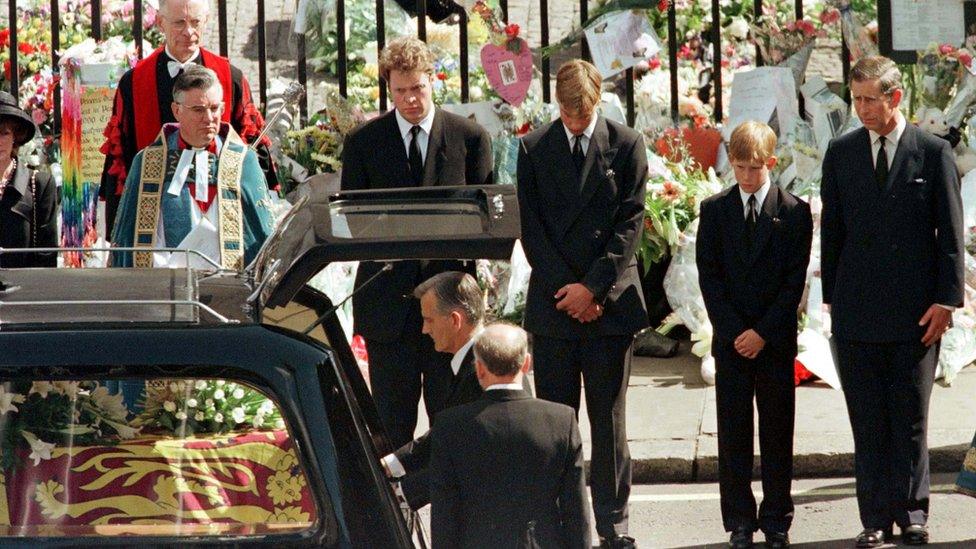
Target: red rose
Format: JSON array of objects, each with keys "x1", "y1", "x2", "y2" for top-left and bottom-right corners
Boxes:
[
  {"x1": 0, "y1": 29, "x2": 8, "y2": 47},
  {"x1": 648, "y1": 56, "x2": 661, "y2": 70},
  {"x1": 436, "y1": 72, "x2": 447, "y2": 81},
  {"x1": 960, "y1": 52, "x2": 973, "y2": 68},
  {"x1": 657, "y1": 0, "x2": 668, "y2": 12},
  {"x1": 504, "y1": 23, "x2": 520, "y2": 39},
  {"x1": 18, "y1": 42, "x2": 34, "y2": 55},
  {"x1": 940, "y1": 44, "x2": 956, "y2": 55}
]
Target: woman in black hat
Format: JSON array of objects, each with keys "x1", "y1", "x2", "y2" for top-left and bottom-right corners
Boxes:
[{"x1": 0, "y1": 90, "x2": 58, "y2": 267}]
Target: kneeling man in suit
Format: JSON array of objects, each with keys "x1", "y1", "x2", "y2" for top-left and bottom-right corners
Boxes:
[
  {"x1": 429, "y1": 323, "x2": 590, "y2": 549},
  {"x1": 380, "y1": 271, "x2": 485, "y2": 509}
]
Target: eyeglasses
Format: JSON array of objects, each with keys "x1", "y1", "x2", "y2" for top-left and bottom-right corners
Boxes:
[{"x1": 178, "y1": 103, "x2": 223, "y2": 117}]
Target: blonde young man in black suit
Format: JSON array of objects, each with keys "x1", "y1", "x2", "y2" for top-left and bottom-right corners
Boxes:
[
  {"x1": 340, "y1": 36, "x2": 493, "y2": 449},
  {"x1": 821, "y1": 56, "x2": 965, "y2": 548},
  {"x1": 697, "y1": 121, "x2": 813, "y2": 549},
  {"x1": 429, "y1": 323, "x2": 590, "y2": 549},
  {"x1": 517, "y1": 59, "x2": 648, "y2": 548}
]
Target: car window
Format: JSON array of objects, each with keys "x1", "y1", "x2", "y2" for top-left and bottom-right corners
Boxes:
[{"x1": 0, "y1": 378, "x2": 319, "y2": 539}]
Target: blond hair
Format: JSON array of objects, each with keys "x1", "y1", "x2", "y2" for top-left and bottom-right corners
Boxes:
[
  {"x1": 378, "y1": 36, "x2": 435, "y2": 82},
  {"x1": 728, "y1": 121, "x2": 777, "y2": 164},
  {"x1": 555, "y1": 60, "x2": 602, "y2": 116}
]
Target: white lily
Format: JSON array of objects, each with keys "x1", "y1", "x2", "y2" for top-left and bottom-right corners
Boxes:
[
  {"x1": 0, "y1": 386, "x2": 26, "y2": 415},
  {"x1": 21, "y1": 431, "x2": 55, "y2": 466}
]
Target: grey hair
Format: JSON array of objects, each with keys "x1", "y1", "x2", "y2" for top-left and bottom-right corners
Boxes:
[
  {"x1": 473, "y1": 322, "x2": 528, "y2": 377},
  {"x1": 413, "y1": 271, "x2": 485, "y2": 326},
  {"x1": 158, "y1": 0, "x2": 210, "y2": 15},
  {"x1": 851, "y1": 55, "x2": 902, "y2": 95},
  {"x1": 172, "y1": 65, "x2": 223, "y2": 104}
]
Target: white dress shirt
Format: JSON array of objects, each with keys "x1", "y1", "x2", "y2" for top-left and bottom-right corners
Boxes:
[
  {"x1": 868, "y1": 113, "x2": 906, "y2": 169},
  {"x1": 165, "y1": 46, "x2": 201, "y2": 77},
  {"x1": 395, "y1": 108, "x2": 435, "y2": 165},
  {"x1": 485, "y1": 383, "x2": 525, "y2": 391},
  {"x1": 738, "y1": 179, "x2": 771, "y2": 219},
  {"x1": 563, "y1": 114, "x2": 598, "y2": 155}
]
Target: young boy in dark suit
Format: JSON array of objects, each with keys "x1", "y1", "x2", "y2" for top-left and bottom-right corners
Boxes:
[{"x1": 696, "y1": 121, "x2": 813, "y2": 549}]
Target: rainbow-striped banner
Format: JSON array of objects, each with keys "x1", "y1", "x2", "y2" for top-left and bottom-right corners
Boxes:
[{"x1": 59, "y1": 62, "x2": 115, "y2": 267}]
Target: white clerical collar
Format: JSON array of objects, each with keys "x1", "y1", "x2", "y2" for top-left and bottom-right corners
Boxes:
[
  {"x1": 739, "y1": 178, "x2": 771, "y2": 212},
  {"x1": 868, "y1": 112, "x2": 906, "y2": 148},
  {"x1": 395, "y1": 107, "x2": 435, "y2": 140},
  {"x1": 563, "y1": 114, "x2": 598, "y2": 145},
  {"x1": 165, "y1": 45, "x2": 201, "y2": 65},
  {"x1": 486, "y1": 383, "x2": 524, "y2": 391},
  {"x1": 450, "y1": 329, "x2": 481, "y2": 376},
  {"x1": 168, "y1": 135, "x2": 222, "y2": 202}
]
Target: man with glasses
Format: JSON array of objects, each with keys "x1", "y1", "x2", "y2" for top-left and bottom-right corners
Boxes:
[
  {"x1": 100, "y1": 0, "x2": 275, "y2": 242},
  {"x1": 111, "y1": 66, "x2": 275, "y2": 270},
  {"x1": 340, "y1": 36, "x2": 492, "y2": 450}
]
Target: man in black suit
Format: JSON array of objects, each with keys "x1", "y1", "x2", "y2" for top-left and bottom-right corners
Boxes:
[
  {"x1": 516, "y1": 59, "x2": 647, "y2": 548},
  {"x1": 380, "y1": 271, "x2": 485, "y2": 509},
  {"x1": 697, "y1": 121, "x2": 813, "y2": 549},
  {"x1": 821, "y1": 56, "x2": 965, "y2": 548},
  {"x1": 340, "y1": 36, "x2": 493, "y2": 448},
  {"x1": 429, "y1": 323, "x2": 590, "y2": 549}
]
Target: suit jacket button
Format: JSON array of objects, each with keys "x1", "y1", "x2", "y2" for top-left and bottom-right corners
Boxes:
[{"x1": 593, "y1": 230, "x2": 602, "y2": 239}]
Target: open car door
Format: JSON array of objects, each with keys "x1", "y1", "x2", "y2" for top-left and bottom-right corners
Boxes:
[{"x1": 253, "y1": 183, "x2": 519, "y2": 453}]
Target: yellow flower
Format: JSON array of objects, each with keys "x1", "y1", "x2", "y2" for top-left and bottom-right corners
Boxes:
[
  {"x1": 467, "y1": 17, "x2": 490, "y2": 46},
  {"x1": 266, "y1": 470, "x2": 306, "y2": 507},
  {"x1": 362, "y1": 63, "x2": 379, "y2": 80}
]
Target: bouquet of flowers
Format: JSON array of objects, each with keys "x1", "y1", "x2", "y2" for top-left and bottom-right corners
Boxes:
[
  {"x1": 749, "y1": 15, "x2": 825, "y2": 67},
  {"x1": 0, "y1": 381, "x2": 137, "y2": 470},
  {"x1": 134, "y1": 379, "x2": 285, "y2": 436},
  {"x1": 916, "y1": 43, "x2": 969, "y2": 111},
  {"x1": 639, "y1": 134, "x2": 724, "y2": 269}
]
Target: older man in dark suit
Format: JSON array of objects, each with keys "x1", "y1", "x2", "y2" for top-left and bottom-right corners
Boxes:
[
  {"x1": 517, "y1": 59, "x2": 647, "y2": 548},
  {"x1": 821, "y1": 55, "x2": 965, "y2": 548},
  {"x1": 429, "y1": 323, "x2": 590, "y2": 549},
  {"x1": 380, "y1": 271, "x2": 485, "y2": 509},
  {"x1": 340, "y1": 36, "x2": 493, "y2": 449}
]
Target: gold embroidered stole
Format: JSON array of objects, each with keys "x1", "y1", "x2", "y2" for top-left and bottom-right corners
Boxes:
[{"x1": 132, "y1": 128, "x2": 246, "y2": 269}]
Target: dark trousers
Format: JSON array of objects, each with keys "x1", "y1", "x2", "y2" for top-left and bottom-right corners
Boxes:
[
  {"x1": 832, "y1": 337, "x2": 938, "y2": 529},
  {"x1": 365, "y1": 306, "x2": 454, "y2": 449},
  {"x1": 532, "y1": 333, "x2": 633, "y2": 538},
  {"x1": 714, "y1": 345, "x2": 795, "y2": 534}
]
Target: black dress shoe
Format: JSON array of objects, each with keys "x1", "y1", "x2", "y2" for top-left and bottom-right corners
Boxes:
[
  {"x1": 855, "y1": 528, "x2": 888, "y2": 548},
  {"x1": 763, "y1": 531, "x2": 789, "y2": 548},
  {"x1": 600, "y1": 534, "x2": 637, "y2": 549},
  {"x1": 729, "y1": 527, "x2": 754, "y2": 549},
  {"x1": 902, "y1": 524, "x2": 929, "y2": 545}
]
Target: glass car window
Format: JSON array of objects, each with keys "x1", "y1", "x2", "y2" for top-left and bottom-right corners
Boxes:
[{"x1": 0, "y1": 378, "x2": 319, "y2": 539}]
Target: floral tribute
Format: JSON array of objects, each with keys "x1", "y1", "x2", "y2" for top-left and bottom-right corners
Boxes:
[
  {"x1": 0, "y1": 381, "x2": 136, "y2": 471},
  {"x1": 749, "y1": 14, "x2": 826, "y2": 66},
  {"x1": 134, "y1": 379, "x2": 286, "y2": 436}
]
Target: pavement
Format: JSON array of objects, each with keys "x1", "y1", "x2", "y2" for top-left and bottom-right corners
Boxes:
[
  {"x1": 608, "y1": 339, "x2": 975, "y2": 484},
  {"x1": 415, "y1": 338, "x2": 975, "y2": 484}
]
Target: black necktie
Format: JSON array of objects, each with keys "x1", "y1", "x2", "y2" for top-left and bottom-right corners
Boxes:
[
  {"x1": 746, "y1": 194, "x2": 758, "y2": 241},
  {"x1": 572, "y1": 135, "x2": 585, "y2": 174},
  {"x1": 408, "y1": 125, "x2": 424, "y2": 185},
  {"x1": 875, "y1": 135, "x2": 888, "y2": 191}
]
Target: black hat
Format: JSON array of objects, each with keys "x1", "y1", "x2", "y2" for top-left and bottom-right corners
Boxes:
[{"x1": 0, "y1": 91, "x2": 37, "y2": 146}]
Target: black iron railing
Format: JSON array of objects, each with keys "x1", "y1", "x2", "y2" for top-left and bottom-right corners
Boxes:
[{"x1": 2, "y1": 0, "x2": 853, "y2": 133}]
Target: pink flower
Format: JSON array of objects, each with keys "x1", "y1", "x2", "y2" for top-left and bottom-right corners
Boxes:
[
  {"x1": 960, "y1": 52, "x2": 973, "y2": 68},
  {"x1": 819, "y1": 8, "x2": 840, "y2": 25},
  {"x1": 31, "y1": 108, "x2": 47, "y2": 125},
  {"x1": 940, "y1": 44, "x2": 956, "y2": 55}
]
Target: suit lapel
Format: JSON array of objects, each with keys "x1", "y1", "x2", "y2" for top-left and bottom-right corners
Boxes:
[
  {"x1": 724, "y1": 189, "x2": 750, "y2": 265},
  {"x1": 422, "y1": 109, "x2": 447, "y2": 186},
  {"x1": 749, "y1": 185, "x2": 781, "y2": 264},
  {"x1": 381, "y1": 111, "x2": 414, "y2": 187},
  {"x1": 577, "y1": 117, "x2": 612, "y2": 207},
  {"x1": 883, "y1": 123, "x2": 920, "y2": 199}
]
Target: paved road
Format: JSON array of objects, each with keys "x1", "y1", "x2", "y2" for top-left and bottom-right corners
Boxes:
[
  {"x1": 417, "y1": 474, "x2": 976, "y2": 547},
  {"x1": 627, "y1": 474, "x2": 975, "y2": 548}
]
